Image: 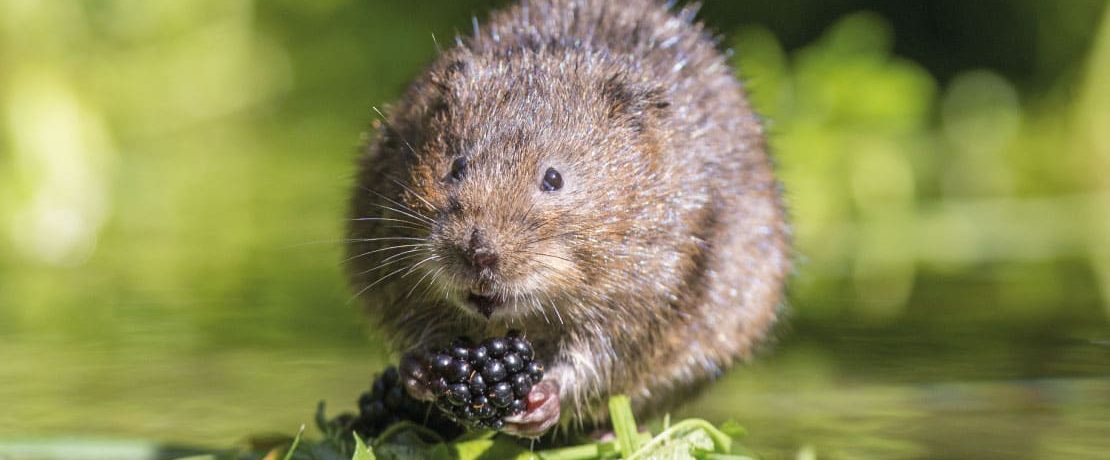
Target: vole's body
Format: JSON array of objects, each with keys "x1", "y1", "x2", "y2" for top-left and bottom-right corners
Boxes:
[{"x1": 348, "y1": 0, "x2": 790, "y2": 433}]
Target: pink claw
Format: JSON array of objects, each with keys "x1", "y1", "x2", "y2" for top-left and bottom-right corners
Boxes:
[{"x1": 502, "y1": 380, "x2": 561, "y2": 437}]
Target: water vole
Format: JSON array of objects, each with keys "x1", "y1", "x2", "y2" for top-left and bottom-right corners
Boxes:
[{"x1": 347, "y1": 0, "x2": 790, "y2": 437}]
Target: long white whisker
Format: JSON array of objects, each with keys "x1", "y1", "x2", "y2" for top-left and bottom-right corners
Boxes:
[
  {"x1": 382, "y1": 247, "x2": 429, "y2": 263},
  {"x1": 543, "y1": 291, "x2": 564, "y2": 326},
  {"x1": 444, "y1": 271, "x2": 461, "y2": 302},
  {"x1": 367, "y1": 201, "x2": 435, "y2": 226},
  {"x1": 354, "y1": 252, "x2": 426, "y2": 277},
  {"x1": 420, "y1": 265, "x2": 448, "y2": 300},
  {"x1": 400, "y1": 255, "x2": 439, "y2": 279},
  {"x1": 349, "y1": 216, "x2": 430, "y2": 228},
  {"x1": 349, "y1": 236, "x2": 427, "y2": 243},
  {"x1": 520, "y1": 250, "x2": 575, "y2": 264},
  {"x1": 356, "y1": 184, "x2": 436, "y2": 225},
  {"x1": 348, "y1": 264, "x2": 411, "y2": 304},
  {"x1": 372, "y1": 106, "x2": 420, "y2": 156},
  {"x1": 404, "y1": 261, "x2": 441, "y2": 300},
  {"x1": 389, "y1": 177, "x2": 438, "y2": 212},
  {"x1": 534, "y1": 292, "x2": 552, "y2": 325},
  {"x1": 342, "y1": 243, "x2": 432, "y2": 264},
  {"x1": 280, "y1": 237, "x2": 419, "y2": 249}
]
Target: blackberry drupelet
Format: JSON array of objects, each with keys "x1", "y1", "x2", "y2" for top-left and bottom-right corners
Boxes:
[
  {"x1": 348, "y1": 366, "x2": 461, "y2": 438},
  {"x1": 417, "y1": 331, "x2": 545, "y2": 429}
]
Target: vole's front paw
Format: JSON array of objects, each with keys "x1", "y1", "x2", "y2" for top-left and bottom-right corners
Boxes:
[
  {"x1": 502, "y1": 379, "x2": 560, "y2": 437},
  {"x1": 399, "y1": 351, "x2": 435, "y2": 401}
]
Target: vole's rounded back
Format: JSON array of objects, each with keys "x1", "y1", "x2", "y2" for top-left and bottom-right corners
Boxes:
[{"x1": 348, "y1": 0, "x2": 790, "y2": 430}]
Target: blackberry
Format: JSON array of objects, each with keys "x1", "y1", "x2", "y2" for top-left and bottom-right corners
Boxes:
[
  {"x1": 347, "y1": 366, "x2": 461, "y2": 439},
  {"x1": 416, "y1": 330, "x2": 545, "y2": 430}
]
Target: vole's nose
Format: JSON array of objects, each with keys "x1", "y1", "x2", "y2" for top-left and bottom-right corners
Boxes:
[{"x1": 468, "y1": 228, "x2": 499, "y2": 271}]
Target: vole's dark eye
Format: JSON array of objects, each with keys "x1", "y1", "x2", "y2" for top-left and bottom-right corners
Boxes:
[
  {"x1": 541, "y1": 167, "x2": 563, "y2": 192},
  {"x1": 449, "y1": 157, "x2": 467, "y2": 182}
]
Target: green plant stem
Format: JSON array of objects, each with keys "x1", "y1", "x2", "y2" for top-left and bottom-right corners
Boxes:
[
  {"x1": 533, "y1": 442, "x2": 602, "y2": 460},
  {"x1": 608, "y1": 395, "x2": 643, "y2": 456}
]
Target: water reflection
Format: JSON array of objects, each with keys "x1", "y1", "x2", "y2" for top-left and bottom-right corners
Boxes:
[{"x1": 2, "y1": 325, "x2": 1108, "y2": 459}]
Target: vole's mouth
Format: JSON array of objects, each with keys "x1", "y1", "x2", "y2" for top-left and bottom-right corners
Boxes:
[{"x1": 466, "y1": 290, "x2": 506, "y2": 319}]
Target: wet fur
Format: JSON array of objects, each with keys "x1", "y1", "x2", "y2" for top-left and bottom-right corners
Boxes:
[{"x1": 348, "y1": 0, "x2": 790, "y2": 430}]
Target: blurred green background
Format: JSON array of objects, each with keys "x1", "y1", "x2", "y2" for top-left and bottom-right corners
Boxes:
[{"x1": 2, "y1": 1, "x2": 1109, "y2": 459}]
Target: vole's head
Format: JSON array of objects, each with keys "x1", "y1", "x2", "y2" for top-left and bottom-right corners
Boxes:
[{"x1": 360, "y1": 51, "x2": 669, "y2": 321}]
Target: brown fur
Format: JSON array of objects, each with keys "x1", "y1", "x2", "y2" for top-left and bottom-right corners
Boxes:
[{"x1": 347, "y1": 0, "x2": 790, "y2": 429}]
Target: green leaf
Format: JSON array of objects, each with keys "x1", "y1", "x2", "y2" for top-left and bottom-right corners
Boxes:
[
  {"x1": 372, "y1": 428, "x2": 442, "y2": 460},
  {"x1": 428, "y1": 443, "x2": 453, "y2": 460},
  {"x1": 290, "y1": 442, "x2": 351, "y2": 460},
  {"x1": 450, "y1": 428, "x2": 498, "y2": 443},
  {"x1": 449, "y1": 438, "x2": 535, "y2": 459},
  {"x1": 374, "y1": 421, "x2": 446, "y2": 446},
  {"x1": 352, "y1": 434, "x2": 376, "y2": 460}
]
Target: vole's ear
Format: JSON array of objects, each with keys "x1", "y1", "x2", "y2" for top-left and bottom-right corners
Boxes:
[
  {"x1": 420, "y1": 57, "x2": 469, "y2": 124},
  {"x1": 431, "y1": 59, "x2": 468, "y2": 94},
  {"x1": 601, "y1": 74, "x2": 670, "y2": 134}
]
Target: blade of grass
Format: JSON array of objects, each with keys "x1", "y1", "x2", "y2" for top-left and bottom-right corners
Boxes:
[{"x1": 282, "y1": 425, "x2": 305, "y2": 460}]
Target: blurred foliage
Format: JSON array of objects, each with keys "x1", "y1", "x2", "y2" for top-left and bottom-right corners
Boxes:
[
  {"x1": 732, "y1": 9, "x2": 1110, "y2": 323},
  {"x1": 1, "y1": 1, "x2": 1109, "y2": 459}
]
